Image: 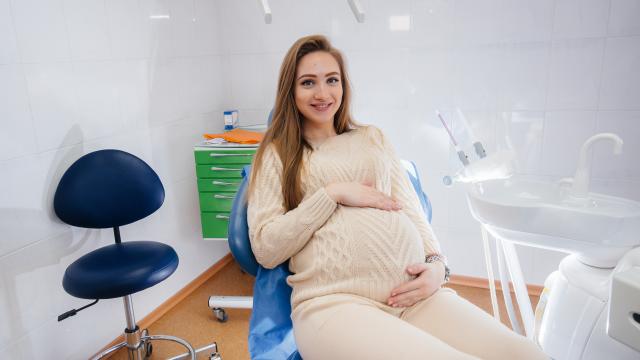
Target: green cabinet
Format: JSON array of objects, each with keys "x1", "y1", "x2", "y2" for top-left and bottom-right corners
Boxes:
[{"x1": 194, "y1": 145, "x2": 257, "y2": 239}]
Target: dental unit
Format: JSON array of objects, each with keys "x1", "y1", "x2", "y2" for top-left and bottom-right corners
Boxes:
[
  {"x1": 438, "y1": 110, "x2": 514, "y2": 186},
  {"x1": 437, "y1": 110, "x2": 471, "y2": 166},
  {"x1": 570, "y1": 133, "x2": 624, "y2": 199},
  {"x1": 455, "y1": 108, "x2": 487, "y2": 160},
  {"x1": 439, "y1": 117, "x2": 640, "y2": 359}
]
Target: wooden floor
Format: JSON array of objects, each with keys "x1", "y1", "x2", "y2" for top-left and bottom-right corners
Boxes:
[{"x1": 109, "y1": 261, "x2": 539, "y2": 360}]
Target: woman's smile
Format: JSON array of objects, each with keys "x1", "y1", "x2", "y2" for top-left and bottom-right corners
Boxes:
[{"x1": 310, "y1": 102, "x2": 333, "y2": 112}]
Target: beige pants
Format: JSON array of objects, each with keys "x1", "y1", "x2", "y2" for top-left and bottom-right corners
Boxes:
[{"x1": 292, "y1": 288, "x2": 548, "y2": 360}]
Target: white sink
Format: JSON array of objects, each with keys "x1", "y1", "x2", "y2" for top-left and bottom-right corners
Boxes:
[{"x1": 466, "y1": 177, "x2": 640, "y2": 268}]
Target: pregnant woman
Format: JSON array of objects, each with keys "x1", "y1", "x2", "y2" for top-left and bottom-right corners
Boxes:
[{"x1": 247, "y1": 34, "x2": 547, "y2": 360}]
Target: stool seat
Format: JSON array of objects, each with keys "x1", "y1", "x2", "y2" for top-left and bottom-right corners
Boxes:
[{"x1": 63, "y1": 241, "x2": 179, "y2": 299}]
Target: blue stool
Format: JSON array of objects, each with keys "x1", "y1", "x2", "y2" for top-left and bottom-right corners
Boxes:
[{"x1": 55, "y1": 149, "x2": 220, "y2": 360}]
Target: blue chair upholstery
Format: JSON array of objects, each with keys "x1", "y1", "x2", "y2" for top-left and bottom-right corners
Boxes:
[
  {"x1": 227, "y1": 166, "x2": 258, "y2": 277},
  {"x1": 54, "y1": 149, "x2": 165, "y2": 228},
  {"x1": 227, "y1": 161, "x2": 432, "y2": 360},
  {"x1": 62, "y1": 240, "x2": 178, "y2": 299},
  {"x1": 55, "y1": 150, "x2": 179, "y2": 300}
]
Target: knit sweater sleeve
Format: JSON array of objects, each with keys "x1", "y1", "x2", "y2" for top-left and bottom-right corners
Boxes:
[
  {"x1": 372, "y1": 127, "x2": 442, "y2": 256},
  {"x1": 247, "y1": 145, "x2": 338, "y2": 269}
]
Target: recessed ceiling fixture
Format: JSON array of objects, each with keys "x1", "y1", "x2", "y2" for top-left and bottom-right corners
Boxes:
[{"x1": 256, "y1": 0, "x2": 365, "y2": 24}]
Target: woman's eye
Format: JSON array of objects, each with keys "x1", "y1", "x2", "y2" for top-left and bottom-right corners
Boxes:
[
  {"x1": 301, "y1": 79, "x2": 314, "y2": 87},
  {"x1": 328, "y1": 77, "x2": 340, "y2": 85}
]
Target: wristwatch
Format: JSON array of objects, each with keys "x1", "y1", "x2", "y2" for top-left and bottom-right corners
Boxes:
[{"x1": 425, "y1": 254, "x2": 450, "y2": 283}]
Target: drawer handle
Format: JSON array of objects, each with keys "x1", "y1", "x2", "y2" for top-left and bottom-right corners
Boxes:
[
  {"x1": 210, "y1": 166, "x2": 242, "y2": 171},
  {"x1": 215, "y1": 215, "x2": 230, "y2": 220},
  {"x1": 214, "y1": 194, "x2": 235, "y2": 199},
  {"x1": 212, "y1": 180, "x2": 240, "y2": 186},
  {"x1": 209, "y1": 153, "x2": 253, "y2": 157}
]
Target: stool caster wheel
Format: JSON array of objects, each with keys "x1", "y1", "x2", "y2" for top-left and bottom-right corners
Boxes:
[
  {"x1": 207, "y1": 341, "x2": 223, "y2": 360},
  {"x1": 141, "y1": 328, "x2": 153, "y2": 359},
  {"x1": 213, "y1": 308, "x2": 228, "y2": 322},
  {"x1": 144, "y1": 342, "x2": 153, "y2": 358}
]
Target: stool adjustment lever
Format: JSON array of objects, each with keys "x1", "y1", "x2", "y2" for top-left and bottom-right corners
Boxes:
[{"x1": 58, "y1": 299, "x2": 99, "y2": 321}]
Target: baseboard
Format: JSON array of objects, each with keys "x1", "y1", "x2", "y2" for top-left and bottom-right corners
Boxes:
[
  {"x1": 98, "y1": 253, "x2": 233, "y2": 358},
  {"x1": 449, "y1": 274, "x2": 543, "y2": 297}
]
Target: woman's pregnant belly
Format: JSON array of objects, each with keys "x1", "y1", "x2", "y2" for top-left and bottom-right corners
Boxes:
[{"x1": 337, "y1": 206, "x2": 426, "y2": 301}]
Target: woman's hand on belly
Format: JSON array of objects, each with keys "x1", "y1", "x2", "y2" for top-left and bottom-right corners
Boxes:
[
  {"x1": 326, "y1": 181, "x2": 402, "y2": 211},
  {"x1": 386, "y1": 261, "x2": 446, "y2": 308}
]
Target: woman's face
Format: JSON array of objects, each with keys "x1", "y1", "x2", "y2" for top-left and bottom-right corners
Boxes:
[{"x1": 294, "y1": 51, "x2": 343, "y2": 129}]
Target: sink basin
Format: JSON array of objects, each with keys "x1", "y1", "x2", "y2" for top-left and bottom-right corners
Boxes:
[{"x1": 466, "y1": 177, "x2": 640, "y2": 268}]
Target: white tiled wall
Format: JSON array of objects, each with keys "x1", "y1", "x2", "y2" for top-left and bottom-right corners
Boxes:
[
  {"x1": 0, "y1": 0, "x2": 229, "y2": 358},
  {"x1": 1, "y1": 0, "x2": 640, "y2": 358}
]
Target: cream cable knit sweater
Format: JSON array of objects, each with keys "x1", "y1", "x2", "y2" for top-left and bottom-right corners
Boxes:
[{"x1": 248, "y1": 125, "x2": 441, "y2": 309}]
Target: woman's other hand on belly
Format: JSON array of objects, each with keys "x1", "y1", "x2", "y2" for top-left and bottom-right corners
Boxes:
[
  {"x1": 386, "y1": 261, "x2": 446, "y2": 308},
  {"x1": 325, "y1": 181, "x2": 401, "y2": 211}
]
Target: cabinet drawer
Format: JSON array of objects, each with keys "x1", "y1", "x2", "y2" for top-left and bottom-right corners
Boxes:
[
  {"x1": 197, "y1": 179, "x2": 241, "y2": 192},
  {"x1": 196, "y1": 164, "x2": 244, "y2": 179},
  {"x1": 200, "y1": 212, "x2": 230, "y2": 238},
  {"x1": 199, "y1": 192, "x2": 236, "y2": 212},
  {"x1": 195, "y1": 150, "x2": 256, "y2": 165}
]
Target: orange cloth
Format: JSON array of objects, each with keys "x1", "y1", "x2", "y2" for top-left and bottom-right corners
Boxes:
[{"x1": 204, "y1": 128, "x2": 264, "y2": 144}]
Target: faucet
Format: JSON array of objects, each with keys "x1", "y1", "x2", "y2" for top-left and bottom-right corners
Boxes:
[{"x1": 571, "y1": 133, "x2": 624, "y2": 197}]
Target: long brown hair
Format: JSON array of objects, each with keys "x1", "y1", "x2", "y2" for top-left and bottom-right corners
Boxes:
[{"x1": 248, "y1": 35, "x2": 357, "y2": 211}]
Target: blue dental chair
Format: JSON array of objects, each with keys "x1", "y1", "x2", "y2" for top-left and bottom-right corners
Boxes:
[
  {"x1": 54, "y1": 149, "x2": 220, "y2": 360},
  {"x1": 222, "y1": 159, "x2": 432, "y2": 360}
]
